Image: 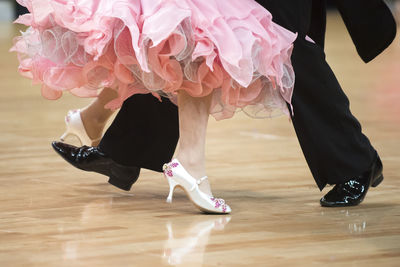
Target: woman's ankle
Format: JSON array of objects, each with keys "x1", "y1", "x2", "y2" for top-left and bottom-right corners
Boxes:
[
  {"x1": 175, "y1": 155, "x2": 206, "y2": 179},
  {"x1": 175, "y1": 156, "x2": 213, "y2": 196},
  {"x1": 79, "y1": 110, "x2": 105, "y2": 141}
]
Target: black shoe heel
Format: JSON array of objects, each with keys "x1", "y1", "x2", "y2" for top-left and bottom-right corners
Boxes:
[
  {"x1": 371, "y1": 174, "x2": 384, "y2": 187},
  {"x1": 108, "y1": 176, "x2": 135, "y2": 191},
  {"x1": 108, "y1": 166, "x2": 140, "y2": 191}
]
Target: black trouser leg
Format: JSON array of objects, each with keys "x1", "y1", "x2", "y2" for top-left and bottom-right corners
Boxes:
[
  {"x1": 99, "y1": 94, "x2": 179, "y2": 172},
  {"x1": 290, "y1": 39, "x2": 376, "y2": 190}
]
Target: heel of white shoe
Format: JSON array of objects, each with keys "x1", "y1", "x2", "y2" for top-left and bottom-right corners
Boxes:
[
  {"x1": 60, "y1": 131, "x2": 71, "y2": 142},
  {"x1": 166, "y1": 178, "x2": 179, "y2": 203}
]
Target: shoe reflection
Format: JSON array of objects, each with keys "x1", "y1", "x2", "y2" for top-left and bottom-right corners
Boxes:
[
  {"x1": 80, "y1": 197, "x2": 114, "y2": 223},
  {"x1": 162, "y1": 216, "x2": 231, "y2": 266},
  {"x1": 60, "y1": 197, "x2": 115, "y2": 261},
  {"x1": 320, "y1": 209, "x2": 367, "y2": 234}
]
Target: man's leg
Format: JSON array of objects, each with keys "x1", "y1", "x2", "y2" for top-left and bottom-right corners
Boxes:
[
  {"x1": 99, "y1": 94, "x2": 179, "y2": 171},
  {"x1": 259, "y1": 0, "x2": 383, "y2": 206},
  {"x1": 290, "y1": 38, "x2": 376, "y2": 189},
  {"x1": 290, "y1": 38, "x2": 382, "y2": 206}
]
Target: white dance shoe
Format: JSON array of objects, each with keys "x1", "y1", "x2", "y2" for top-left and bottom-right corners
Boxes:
[
  {"x1": 163, "y1": 159, "x2": 231, "y2": 214},
  {"x1": 60, "y1": 110, "x2": 101, "y2": 146}
]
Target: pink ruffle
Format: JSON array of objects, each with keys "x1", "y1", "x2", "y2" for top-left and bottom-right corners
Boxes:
[{"x1": 12, "y1": 0, "x2": 297, "y2": 120}]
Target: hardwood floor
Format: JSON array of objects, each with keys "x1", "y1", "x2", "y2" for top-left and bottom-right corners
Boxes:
[{"x1": 0, "y1": 13, "x2": 399, "y2": 266}]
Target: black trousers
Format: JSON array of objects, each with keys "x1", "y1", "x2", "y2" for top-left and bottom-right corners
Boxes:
[
  {"x1": 99, "y1": 0, "x2": 376, "y2": 190},
  {"x1": 290, "y1": 38, "x2": 375, "y2": 190},
  {"x1": 99, "y1": 95, "x2": 179, "y2": 172}
]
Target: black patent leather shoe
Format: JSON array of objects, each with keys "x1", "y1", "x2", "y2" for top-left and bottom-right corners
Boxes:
[
  {"x1": 320, "y1": 155, "x2": 383, "y2": 207},
  {"x1": 52, "y1": 141, "x2": 140, "y2": 191}
]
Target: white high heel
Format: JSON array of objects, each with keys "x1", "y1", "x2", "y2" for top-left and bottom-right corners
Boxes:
[
  {"x1": 163, "y1": 159, "x2": 231, "y2": 214},
  {"x1": 60, "y1": 110, "x2": 101, "y2": 146}
]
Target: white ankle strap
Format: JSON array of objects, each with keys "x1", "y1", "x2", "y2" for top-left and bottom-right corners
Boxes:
[{"x1": 197, "y1": 176, "x2": 208, "y2": 185}]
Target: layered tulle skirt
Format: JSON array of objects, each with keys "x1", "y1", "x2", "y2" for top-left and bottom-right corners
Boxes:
[{"x1": 12, "y1": 0, "x2": 297, "y2": 120}]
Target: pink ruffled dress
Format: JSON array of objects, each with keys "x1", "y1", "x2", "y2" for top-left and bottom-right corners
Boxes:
[{"x1": 12, "y1": 0, "x2": 297, "y2": 120}]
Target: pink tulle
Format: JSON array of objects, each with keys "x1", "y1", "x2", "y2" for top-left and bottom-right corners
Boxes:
[{"x1": 11, "y1": 0, "x2": 297, "y2": 120}]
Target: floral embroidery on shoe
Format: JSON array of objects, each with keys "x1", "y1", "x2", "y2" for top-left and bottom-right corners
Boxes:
[
  {"x1": 66, "y1": 110, "x2": 78, "y2": 123},
  {"x1": 163, "y1": 162, "x2": 179, "y2": 177},
  {"x1": 210, "y1": 197, "x2": 227, "y2": 212},
  {"x1": 222, "y1": 205, "x2": 227, "y2": 213},
  {"x1": 171, "y1": 162, "x2": 179, "y2": 168}
]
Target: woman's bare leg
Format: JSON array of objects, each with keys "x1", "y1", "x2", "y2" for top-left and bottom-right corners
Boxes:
[
  {"x1": 79, "y1": 87, "x2": 118, "y2": 146},
  {"x1": 175, "y1": 91, "x2": 213, "y2": 196}
]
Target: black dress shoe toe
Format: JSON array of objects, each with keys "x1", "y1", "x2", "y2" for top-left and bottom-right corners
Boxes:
[
  {"x1": 320, "y1": 155, "x2": 383, "y2": 207},
  {"x1": 52, "y1": 141, "x2": 140, "y2": 191}
]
